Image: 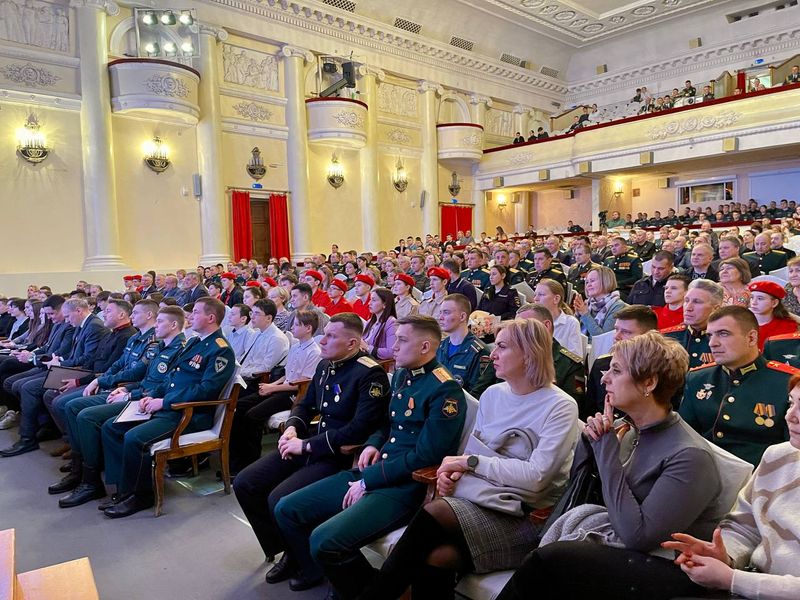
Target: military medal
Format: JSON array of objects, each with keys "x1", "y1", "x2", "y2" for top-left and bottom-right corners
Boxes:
[
  {"x1": 333, "y1": 383, "x2": 341, "y2": 403},
  {"x1": 764, "y1": 404, "x2": 775, "y2": 428},
  {"x1": 696, "y1": 383, "x2": 714, "y2": 400},
  {"x1": 754, "y1": 403, "x2": 766, "y2": 426},
  {"x1": 405, "y1": 397, "x2": 414, "y2": 417}
]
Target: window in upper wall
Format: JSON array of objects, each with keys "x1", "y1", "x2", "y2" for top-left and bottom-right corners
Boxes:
[{"x1": 678, "y1": 181, "x2": 734, "y2": 205}]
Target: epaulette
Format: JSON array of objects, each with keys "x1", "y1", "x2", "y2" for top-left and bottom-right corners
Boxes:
[
  {"x1": 470, "y1": 340, "x2": 485, "y2": 353},
  {"x1": 627, "y1": 251, "x2": 640, "y2": 259},
  {"x1": 765, "y1": 332, "x2": 800, "y2": 342},
  {"x1": 766, "y1": 361, "x2": 800, "y2": 376},
  {"x1": 551, "y1": 268, "x2": 564, "y2": 275},
  {"x1": 773, "y1": 250, "x2": 787, "y2": 256},
  {"x1": 742, "y1": 251, "x2": 756, "y2": 257},
  {"x1": 432, "y1": 367, "x2": 453, "y2": 382},
  {"x1": 357, "y1": 356, "x2": 379, "y2": 369},
  {"x1": 596, "y1": 353, "x2": 612, "y2": 360},
  {"x1": 559, "y1": 347, "x2": 582, "y2": 363},
  {"x1": 215, "y1": 338, "x2": 229, "y2": 348},
  {"x1": 660, "y1": 324, "x2": 687, "y2": 334},
  {"x1": 689, "y1": 362, "x2": 717, "y2": 372}
]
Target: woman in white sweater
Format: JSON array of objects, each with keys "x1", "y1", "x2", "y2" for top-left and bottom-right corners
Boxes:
[
  {"x1": 356, "y1": 319, "x2": 579, "y2": 600},
  {"x1": 663, "y1": 374, "x2": 800, "y2": 600}
]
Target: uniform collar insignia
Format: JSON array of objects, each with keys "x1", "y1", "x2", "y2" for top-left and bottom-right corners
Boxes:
[
  {"x1": 411, "y1": 367, "x2": 426, "y2": 377},
  {"x1": 739, "y1": 361, "x2": 758, "y2": 375}
]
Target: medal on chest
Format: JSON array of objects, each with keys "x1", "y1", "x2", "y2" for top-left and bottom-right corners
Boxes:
[
  {"x1": 696, "y1": 383, "x2": 714, "y2": 400},
  {"x1": 333, "y1": 383, "x2": 341, "y2": 403},
  {"x1": 754, "y1": 403, "x2": 776, "y2": 427},
  {"x1": 405, "y1": 397, "x2": 414, "y2": 417},
  {"x1": 189, "y1": 354, "x2": 203, "y2": 369}
]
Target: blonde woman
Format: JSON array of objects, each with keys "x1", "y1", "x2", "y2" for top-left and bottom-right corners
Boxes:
[
  {"x1": 572, "y1": 266, "x2": 628, "y2": 337},
  {"x1": 718, "y1": 257, "x2": 752, "y2": 307},
  {"x1": 267, "y1": 285, "x2": 291, "y2": 332},
  {"x1": 533, "y1": 279, "x2": 582, "y2": 357}
]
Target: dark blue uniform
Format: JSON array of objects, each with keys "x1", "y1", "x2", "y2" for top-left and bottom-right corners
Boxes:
[
  {"x1": 477, "y1": 285, "x2": 521, "y2": 320},
  {"x1": 662, "y1": 324, "x2": 713, "y2": 368},
  {"x1": 436, "y1": 332, "x2": 495, "y2": 398},
  {"x1": 763, "y1": 332, "x2": 800, "y2": 367},
  {"x1": 462, "y1": 268, "x2": 490, "y2": 291}
]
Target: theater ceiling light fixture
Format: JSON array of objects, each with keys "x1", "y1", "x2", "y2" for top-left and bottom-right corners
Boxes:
[
  {"x1": 327, "y1": 153, "x2": 344, "y2": 189},
  {"x1": 16, "y1": 114, "x2": 50, "y2": 164},
  {"x1": 143, "y1": 136, "x2": 171, "y2": 173},
  {"x1": 392, "y1": 158, "x2": 408, "y2": 192},
  {"x1": 134, "y1": 8, "x2": 198, "y2": 59}
]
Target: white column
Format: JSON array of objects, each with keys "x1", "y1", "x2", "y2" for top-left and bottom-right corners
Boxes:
[
  {"x1": 514, "y1": 192, "x2": 529, "y2": 234},
  {"x1": 196, "y1": 25, "x2": 230, "y2": 265},
  {"x1": 75, "y1": 0, "x2": 126, "y2": 270},
  {"x1": 282, "y1": 45, "x2": 314, "y2": 261},
  {"x1": 469, "y1": 94, "x2": 492, "y2": 126},
  {"x1": 418, "y1": 81, "x2": 442, "y2": 237},
  {"x1": 469, "y1": 95, "x2": 491, "y2": 237},
  {"x1": 358, "y1": 66, "x2": 385, "y2": 253},
  {"x1": 591, "y1": 179, "x2": 602, "y2": 231},
  {"x1": 513, "y1": 104, "x2": 531, "y2": 138}
]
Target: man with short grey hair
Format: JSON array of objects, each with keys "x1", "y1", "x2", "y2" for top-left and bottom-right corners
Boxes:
[{"x1": 661, "y1": 279, "x2": 724, "y2": 368}]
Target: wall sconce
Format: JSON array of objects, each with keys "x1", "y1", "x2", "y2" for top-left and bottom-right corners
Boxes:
[
  {"x1": 496, "y1": 193, "x2": 507, "y2": 211},
  {"x1": 392, "y1": 158, "x2": 408, "y2": 192},
  {"x1": 448, "y1": 172, "x2": 461, "y2": 197},
  {"x1": 613, "y1": 181, "x2": 623, "y2": 200},
  {"x1": 327, "y1": 153, "x2": 344, "y2": 189},
  {"x1": 246, "y1": 147, "x2": 267, "y2": 180},
  {"x1": 143, "y1": 136, "x2": 171, "y2": 173},
  {"x1": 16, "y1": 114, "x2": 50, "y2": 164}
]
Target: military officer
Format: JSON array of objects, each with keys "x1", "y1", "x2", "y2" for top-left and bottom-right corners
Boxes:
[
  {"x1": 526, "y1": 248, "x2": 567, "y2": 288},
  {"x1": 566, "y1": 243, "x2": 598, "y2": 297},
  {"x1": 436, "y1": 294, "x2": 495, "y2": 398},
  {"x1": 273, "y1": 315, "x2": 466, "y2": 598},
  {"x1": 463, "y1": 249, "x2": 491, "y2": 290},
  {"x1": 764, "y1": 332, "x2": 800, "y2": 367},
  {"x1": 99, "y1": 297, "x2": 235, "y2": 518},
  {"x1": 603, "y1": 237, "x2": 643, "y2": 301},
  {"x1": 54, "y1": 306, "x2": 185, "y2": 508},
  {"x1": 494, "y1": 249, "x2": 526, "y2": 285},
  {"x1": 681, "y1": 305, "x2": 796, "y2": 465},
  {"x1": 661, "y1": 279, "x2": 724, "y2": 368},
  {"x1": 235, "y1": 313, "x2": 390, "y2": 581},
  {"x1": 630, "y1": 229, "x2": 656, "y2": 262},
  {"x1": 743, "y1": 232, "x2": 788, "y2": 275}
]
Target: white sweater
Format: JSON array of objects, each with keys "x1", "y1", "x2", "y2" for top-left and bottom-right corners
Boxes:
[{"x1": 722, "y1": 442, "x2": 800, "y2": 600}]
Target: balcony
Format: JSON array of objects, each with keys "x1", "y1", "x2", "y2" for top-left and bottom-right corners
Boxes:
[
  {"x1": 108, "y1": 59, "x2": 200, "y2": 124},
  {"x1": 437, "y1": 123, "x2": 484, "y2": 171},
  {"x1": 306, "y1": 98, "x2": 368, "y2": 149}
]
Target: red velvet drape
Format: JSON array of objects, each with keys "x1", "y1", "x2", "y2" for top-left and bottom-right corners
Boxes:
[
  {"x1": 440, "y1": 205, "x2": 473, "y2": 240},
  {"x1": 231, "y1": 190, "x2": 252, "y2": 261},
  {"x1": 736, "y1": 71, "x2": 746, "y2": 93},
  {"x1": 269, "y1": 193, "x2": 291, "y2": 260}
]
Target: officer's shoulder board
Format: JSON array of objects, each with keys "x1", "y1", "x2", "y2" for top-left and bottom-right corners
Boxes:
[
  {"x1": 596, "y1": 353, "x2": 612, "y2": 361},
  {"x1": 215, "y1": 337, "x2": 229, "y2": 348},
  {"x1": 470, "y1": 339, "x2": 485, "y2": 353},
  {"x1": 626, "y1": 252, "x2": 640, "y2": 259},
  {"x1": 742, "y1": 251, "x2": 757, "y2": 258},
  {"x1": 357, "y1": 355, "x2": 380, "y2": 369},
  {"x1": 660, "y1": 324, "x2": 686, "y2": 334},
  {"x1": 551, "y1": 268, "x2": 564, "y2": 275},
  {"x1": 432, "y1": 367, "x2": 453, "y2": 383},
  {"x1": 559, "y1": 347, "x2": 582, "y2": 364},
  {"x1": 773, "y1": 249, "x2": 787, "y2": 256},
  {"x1": 689, "y1": 362, "x2": 717, "y2": 372},
  {"x1": 766, "y1": 361, "x2": 800, "y2": 376},
  {"x1": 765, "y1": 332, "x2": 800, "y2": 342}
]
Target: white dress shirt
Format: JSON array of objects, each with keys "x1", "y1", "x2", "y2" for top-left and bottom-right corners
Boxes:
[
  {"x1": 553, "y1": 311, "x2": 583, "y2": 357},
  {"x1": 223, "y1": 325, "x2": 256, "y2": 360},
  {"x1": 239, "y1": 323, "x2": 290, "y2": 379},
  {"x1": 283, "y1": 337, "x2": 322, "y2": 384}
]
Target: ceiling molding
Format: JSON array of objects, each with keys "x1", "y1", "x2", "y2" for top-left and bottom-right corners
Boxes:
[{"x1": 0, "y1": 88, "x2": 81, "y2": 110}]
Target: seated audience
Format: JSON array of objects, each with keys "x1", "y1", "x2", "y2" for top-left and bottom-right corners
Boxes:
[
  {"x1": 783, "y1": 256, "x2": 800, "y2": 316},
  {"x1": 391, "y1": 274, "x2": 419, "y2": 318},
  {"x1": 325, "y1": 279, "x2": 355, "y2": 316},
  {"x1": 223, "y1": 303, "x2": 255, "y2": 360},
  {"x1": 532, "y1": 279, "x2": 581, "y2": 357},
  {"x1": 744, "y1": 232, "x2": 788, "y2": 275},
  {"x1": 627, "y1": 250, "x2": 673, "y2": 307},
  {"x1": 419, "y1": 267, "x2": 449, "y2": 319},
  {"x1": 566, "y1": 243, "x2": 597, "y2": 297},
  {"x1": 361, "y1": 289, "x2": 397, "y2": 360},
  {"x1": 267, "y1": 285, "x2": 292, "y2": 331},
  {"x1": 351, "y1": 274, "x2": 375, "y2": 321},
  {"x1": 443, "y1": 260, "x2": 477, "y2": 312},
  {"x1": 653, "y1": 273, "x2": 689, "y2": 329},
  {"x1": 477, "y1": 265, "x2": 521, "y2": 320},
  {"x1": 603, "y1": 237, "x2": 642, "y2": 301},
  {"x1": 662, "y1": 279, "x2": 723, "y2": 368},
  {"x1": 686, "y1": 243, "x2": 719, "y2": 281},
  {"x1": 748, "y1": 281, "x2": 798, "y2": 349},
  {"x1": 573, "y1": 266, "x2": 628, "y2": 337},
  {"x1": 719, "y1": 258, "x2": 753, "y2": 307}
]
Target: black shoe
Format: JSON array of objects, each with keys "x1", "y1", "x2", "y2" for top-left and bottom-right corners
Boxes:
[
  {"x1": 58, "y1": 482, "x2": 106, "y2": 508},
  {"x1": 35, "y1": 426, "x2": 61, "y2": 442},
  {"x1": 103, "y1": 493, "x2": 154, "y2": 519},
  {"x1": 59, "y1": 463, "x2": 72, "y2": 473},
  {"x1": 265, "y1": 553, "x2": 295, "y2": 584},
  {"x1": 0, "y1": 438, "x2": 39, "y2": 457},
  {"x1": 166, "y1": 454, "x2": 210, "y2": 478},
  {"x1": 48, "y1": 472, "x2": 81, "y2": 495},
  {"x1": 98, "y1": 494, "x2": 122, "y2": 511},
  {"x1": 289, "y1": 574, "x2": 324, "y2": 592}
]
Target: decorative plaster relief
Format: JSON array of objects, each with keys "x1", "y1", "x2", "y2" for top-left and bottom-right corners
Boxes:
[
  {"x1": 0, "y1": 61, "x2": 60, "y2": 87},
  {"x1": 385, "y1": 128, "x2": 411, "y2": 144},
  {"x1": 0, "y1": 0, "x2": 69, "y2": 52},
  {"x1": 332, "y1": 110, "x2": 364, "y2": 128},
  {"x1": 487, "y1": 109, "x2": 513, "y2": 137},
  {"x1": 222, "y1": 44, "x2": 279, "y2": 91},
  {"x1": 647, "y1": 110, "x2": 742, "y2": 140},
  {"x1": 377, "y1": 82, "x2": 417, "y2": 117},
  {"x1": 462, "y1": 132, "x2": 481, "y2": 146},
  {"x1": 233, "y1": 101, "x2": 272, "y2": 122},
  {"x1": 144, "y1": 74, "x2": 189, "y2": 97},
  {"x1": 508, "y1": 152, "x2": 534, "y2": 167}
]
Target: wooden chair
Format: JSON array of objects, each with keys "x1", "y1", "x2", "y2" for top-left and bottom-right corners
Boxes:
[
  {"x1": 269, "y1": 378, "x2": 312, "y2": 432},
  {"x1": 149, "y1": 369, "x2": 243, "y2": 517},
  {"x1": 377, "y1": 358, "x2": 396, "y2": 373}
]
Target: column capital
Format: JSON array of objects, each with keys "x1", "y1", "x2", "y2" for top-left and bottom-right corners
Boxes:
[
  {"x1": 513, "y1": 104, "x2": 532, "y2": 115},
  {"x1": 281, "y1": 45, "x2": 314, "y2": 63},
  {"x1": 198, "y1": 23, "x2": 229, "y2": 42},
  {"x1": 417, "y1": 80, "x2": 443, "y2": 95},
  {"x1": 70, "y1": 0, "x2": 119, "y2": 16},
  {"x1": 469, "y1": 94, "x2": 493, "y2": 108},
  {"x1": 358, "y1": 65, "x2": 385, "y2": 82}
]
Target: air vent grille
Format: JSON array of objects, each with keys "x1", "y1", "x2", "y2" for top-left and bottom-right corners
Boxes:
[
  {"x1": 322, "y1": 0, "x2": 356, "y2": 12},
  {"x1": 500, "y1": 53, "x2": 522, "y2": 66},
  {"x1": 394, "y1": 17, "x2": 422, "y2": 34},
  {"x1": 540, "y1": 66, "x2": 559, "y2": 78},
  {"x1": 450, "y1": 36, "x2": 474, "y2": 51}
]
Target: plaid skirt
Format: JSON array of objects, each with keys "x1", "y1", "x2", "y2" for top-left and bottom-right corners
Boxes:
[{"x1": 442, "y1": 496, "x2": 541, "y2": 574}]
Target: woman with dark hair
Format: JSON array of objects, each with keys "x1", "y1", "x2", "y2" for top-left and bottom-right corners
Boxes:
[
  {"x1": 343, "y1": 261, "x2": 358, "y2": 289},
  {"x1": 1, "y1": 298, "x2": 29, "y2": 344},
  {"x1": 361, "y1": 288, "x2": 397, "y2": 360},
  {"x1": 477, "y1": 265, "x2": 521, "y2": 321},
  {"x1": 123, "y1": 291, "x2": 141, "y2": 305},
  {"x1": 495, "y1": 226, "x2": 508, "y2": 242}
]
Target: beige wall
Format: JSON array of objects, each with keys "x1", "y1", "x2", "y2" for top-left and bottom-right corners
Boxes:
[
  {"x1": 532, "y1": 187, "x2": 593, "y2": 231},
  {"x1": 485, "y1": 191, "x2": 517, "y2": 236}
]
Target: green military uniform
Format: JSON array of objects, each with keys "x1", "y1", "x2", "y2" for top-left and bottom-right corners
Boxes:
[
  {"x1": 763, "y1": 332, "x2": 800, "y2": 368},
  {"x1": 527, "y1": 266, "x2": 567, "y2": 288},
  {"x1": 273, "y1": 359, "x2": 466, "y2": 598},
  {"x1": 680, "y1": 356, "x2": 796, "y2": 465},
  {"x1": 742, "y1": 249, "x2": 788, "y2": 275},
  {"x1": 662, "y1": 324, "x2": 714, "y2": 369},
  {"x1": 463, "y1": 267, "x2": 490, "y2": 290},
  {"x1": 101, "y1": 329, "x2": 235, "y2": 496},
  {"x1": 69, "y1": 333, "x2": 185, "y2": 471},
  {"x1": 436, "y1": 332, "x2": 496, "y2": 398},
  {"x1": 553, "y1": 339, "x2": 586, "y2": 408},
  {"x1": 519, "y1": 258, "x2": 535, "y2": 273},
  {"x1": 567, "y1": 261, "x2": 598, "y2": 297},
  {"x1": 507, "y1": 267, "x2": 526, "y2": 286},
  {"x1": 604, "y1": 251, "x2": 643, "y2": 300}
]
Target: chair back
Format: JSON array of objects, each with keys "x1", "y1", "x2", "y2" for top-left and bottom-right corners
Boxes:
[
  {"x1": 474, "y1": 287, "x2": 483, "y2": 305},
  {"x1": 511, "y1": 282, "x2": 535, "y2": 303},
  {"x1": 411, "y1": 286, "x2": 423, "y2": 302},
  {"x1": 456, "y1": 391, "x2": 480, "y2": 454},
  {"x1": 213, "y1": 364, "x2": 243, "y2": 439},
  {"x1": 751, "y1": 274, "x2": 787, "y2": 286},
  {"x1": 587, "y1": 329, "x2": 615, "y2": 370},
  {"x1": 769, "y1": 266, "x2": 789, "y2": 281},
  {"x1": 704, "y1": 440, "x2": 753, "y2": 521},
  {"x1": 643, "y1": 259, "x2": 653, "y2": 276}
]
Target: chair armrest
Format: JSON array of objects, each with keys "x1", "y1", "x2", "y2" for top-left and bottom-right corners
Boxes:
[
  {"x1": 171, "y1": 399, "x2": 228, "y2": 409},
  {"x1": 256, "y1": 373, "x2": 270, "y2": 384},
  {"x1": 412, "y1": 465, "x2": 439, "y2": 485},
  {"x1": 340, "y1": 444, "x2": 362, "y2": 455}
]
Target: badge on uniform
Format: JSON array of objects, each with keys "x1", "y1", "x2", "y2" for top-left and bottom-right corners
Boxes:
[
  {"x1": 754, "y1": 403, "x2": 775, "y2": 427},
  {"x1": 214, "y1": 356, "x2": 228, "y2": 373},
  {"x1": 333, "y1": 383, "x2": 342, "y2": 403},
  {"x1": 696, "y1": 383, "x2": 714, "y2": 400},
  {"x1": 369, "y1": 382, "x2": 383, "y2": 398},
  {"x1": 700, "y1": 352, "x2": 714, "y2": 364},
  {"x1": 189, "y1": 354, "x2": 203, "y2": 369},
  {"x1": 405, "y1": 397, "x2": 414, "y2": 417},
  {"x1": 157, "y1": 362, "x2": 168, "y2": 374},
  {"x1": 442, "y1": 398, "x2": 459, "y2": 418},
  {"x1": 782, "y1": 354, "x2": 797, "y2": 364}
]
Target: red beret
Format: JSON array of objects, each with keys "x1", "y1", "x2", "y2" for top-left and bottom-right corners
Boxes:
[
  {"x1": 330, "y1": 279, "x2": 348, "y2": 292},
  {"x1": 748, "y1": 280, "x2": 786, "y2": 299},
  {"x1": 221, "y1": 272, "x2": 236, "y2": 280},
  {"x1": 395, "y1": 273, "x2": 416, "y2": 287},
  {"x1": 355, "y1": 274, "x2": 375, "y2": 287},
  {"x1": 305, "y1": 270, "x2": 324, "y2": 282},
  {"x1": 245, "y1": 280, "x2": 261, "y2": 288},
  {"x1": 263, "y1": 277, "x2": 278, "y2": 288},
  {"x1": 427, "y1": 267, "x2": 450, "y2": 281},
  {"x1": 123, "y1": 275, "x2": 134, "y2": 281},
  {"x1": 133, "y1": 274, "x2": 142, "y2": 279}
]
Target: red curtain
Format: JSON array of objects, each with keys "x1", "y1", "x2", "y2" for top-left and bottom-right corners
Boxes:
[
  {"x1": 269, "y1": 193, "x2": 291, "y2": 260},
  {"x1": 736, "y1": 71, "x2": 746, "y2": 93},
  {"x1": 440, "y1": 204, "x2": 473, "y2": 240},
  {"x1": 231, "y1": 190, "x2": 252, "y2": 261}
]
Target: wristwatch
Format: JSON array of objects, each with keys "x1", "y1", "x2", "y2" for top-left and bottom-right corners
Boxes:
[
  {"x1": 467, "y1": 455, "x2": 479, "y2": 471},
  {"x1": 305, "y1": 442, "x2": 312, "y2": 454}
]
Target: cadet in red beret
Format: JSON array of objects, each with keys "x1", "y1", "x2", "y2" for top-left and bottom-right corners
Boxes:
[
  {"x1": 220, "y1": 272, "x2": 243, "y2": 308},
  {"x1": 352, "y1": 275, "x2": 374, "y2": 320},
  {"x1": 326, "y1": 278, "x2": 355, "y2": 316},
  {"x1": 303, "y1": 269, "x2": 331, "y2": 312},
  {"x1": 419, "y1": 268, "x2": 449, "y2": 319},
  {"x1": 391, "y1": 273, "x2": 419, "y2": 318},
  {"x1": 262, "y1": 277, "x2": 278, "y2": 289},
  {"x1": 749, "y1": 280, "x2": 798, "y2": 350}
]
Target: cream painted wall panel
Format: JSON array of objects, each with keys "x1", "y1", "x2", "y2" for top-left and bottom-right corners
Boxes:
[
  {"x1": 377, "y1": 154, "x2": 423, "y2": 247},
  {"x1": 0, "y1": 57, "x2": 78, "y2": 96},
  {"x1": 111, "y1": 116, "x2": 202, "y2": 269},
  {"x1": 0, "y1": 103, "x2": 85, "y2": 273},
  {"x1": 485, "y1": 192, "x2": 516, "y2": 236},
  {"x1": 533, "y1": 188, "x2": 593, "y2": 231},
  {"x1": 221, "y1": 131, "x2": 288, "y2": 191},
  {"x1": 220, "y1": 95, "x2": 286, "y2": 127}
]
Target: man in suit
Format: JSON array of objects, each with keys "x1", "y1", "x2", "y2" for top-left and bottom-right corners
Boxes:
[
  {"x1": 162, "y1": 275, "x2": 181, "y2": 299},
  {"x1": 182, "y1": 272, "x2": 209, "y2": 304},
  {"x1": 784, "y1": 64, "x2": 800, "y2": 85},
  {"x1": 512, "y1": 132, "x2": 525, "y2": 144},
  {"x1": 685, "y1": 243, "x2": 719, "y2": 281},
  {"x1": 0, "y1": 298, "x2": 108, "y2": 457}
]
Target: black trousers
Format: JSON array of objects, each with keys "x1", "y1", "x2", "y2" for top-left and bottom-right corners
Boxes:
[
  {"x1": 496, "y1": 541, "x2": 721, "y2": 600},
  {"x1": 0, "y1": 358, "x2": 35, "y2": 409},
  {"x1": 233, "y1": 449, "x2": 345, "y2": 558},
  {"x1": 229, "y1": 390, "x2": 294, "y2": 472}
]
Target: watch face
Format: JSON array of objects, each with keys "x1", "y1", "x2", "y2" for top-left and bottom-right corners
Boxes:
[{"x1": 467, "y1": 455, "x2": 479, "y2": 469}]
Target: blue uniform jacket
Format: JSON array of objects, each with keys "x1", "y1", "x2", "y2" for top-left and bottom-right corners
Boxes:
[
  {"x1": 126, "y1": 333, "x2": 187, "y2": 401},
  {"x1": 97, "y1": 327, "x2": 159, "y2": 389}
]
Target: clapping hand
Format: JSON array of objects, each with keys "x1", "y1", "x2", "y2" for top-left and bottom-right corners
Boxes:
[{"x1": 572, "y1": 293, "x2": 589, "y2": 316}]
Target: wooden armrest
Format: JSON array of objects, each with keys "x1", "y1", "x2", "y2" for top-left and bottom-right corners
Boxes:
[
  {"x1": 340, "y1": 444, "x2": 362, "y2": 455},
  {"x1": 171, "y1": 399, "x2": 228, "y2": 409},
  {"x1": 256, "y1": 372, "x2": 270, "y2": 383},
  {"x1": 412, "y1": 465, "x2": 439, "y2": 485}
]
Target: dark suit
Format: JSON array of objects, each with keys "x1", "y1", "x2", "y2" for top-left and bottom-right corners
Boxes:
[
  {"x1": 685, "y1": 265, "x2": 719, "y2": 282},
  {"x1": 446, "y1": 277, "x2": 478, "y2": 311},
  {"x1": 0, "y1": 313, "x2": 14, "y2": 338},
  {"x1": 61, "y1": 314, "x2": 109, "y2": 369},
  {"x1": 140, "y1": 285, "x2": 158, "y2": 298},
  {"x1": 186, "y1": 285, "x2": 209, "y2": 304},
  {"x1": 627, "y1": 276, "x2": 668, "y2": 307}
]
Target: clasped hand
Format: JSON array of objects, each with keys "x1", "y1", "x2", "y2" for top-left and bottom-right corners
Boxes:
[
  {"x1": 138, "y1": 397, "x2": 163, "y2": 413},
  {"x1": 661, "y1": 528, "x2": 734, "y2": 590},
  {"x1": 436, "y1": 455, "x2": 469, "y2": 497},
  {"x1": 277, "y1": 427, "x2": 304, "y2": 459}
]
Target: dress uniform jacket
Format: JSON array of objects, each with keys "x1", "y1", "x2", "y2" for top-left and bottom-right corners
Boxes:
[
  {"x1": 463, "y1": 268, "x2": 490, "y2": 291},
  {"x1": 604, "y1": 252, "x2": 643, "y2": 299},
  {"x1": 763, "y1": 333, "x2": 800, "y2": 368},
  {"x1": 632, "y1": 241, "x2": 656, "y2": 262},
  {"x1": 125, "y1": 333, "x2": 186, "y2": 401},
  {"x1": 662, "y1": 324, "x2": 714, "y2": 368},
  {"x1": 567, "y1": 261, "x2": 598, "y2": 297},
  {"x1": 477, "y1": 285, "x2": 522, "y2": 320},
  {"x1": 680, "y1": 356, "x2": 796, "y2": 465},
  {"x1": 95, "y1": 326, "x2": 158, "y2": 389},
  {"x1": 446, "y1": 277, "x2": 478, "y2": 311},
  {"x1": 627, "y1": 276, "x2": 667, "y2": 307},
  {"x1": 506, "y1": 268, "x2": 526, "y2": 286},
  {"x1": 527, "y1": 266, "x2": 567, "y2": 288},
  {"x1": 436, "y1": 332, "x2": 495, "y2": 398},
  {"x1": 394, "y1": 295, "x2": 419, "y2": 319},
  {"x1": 553, "y1": 339, "x2": 586, "y2": 408},
  {"x1": 742, "y1": 250, "x2": 788, "y2": 275}
]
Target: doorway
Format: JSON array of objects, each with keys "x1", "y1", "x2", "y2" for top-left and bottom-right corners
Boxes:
[{"x1": 250, "y1": 198, "x2": 270, "y2": 264}]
